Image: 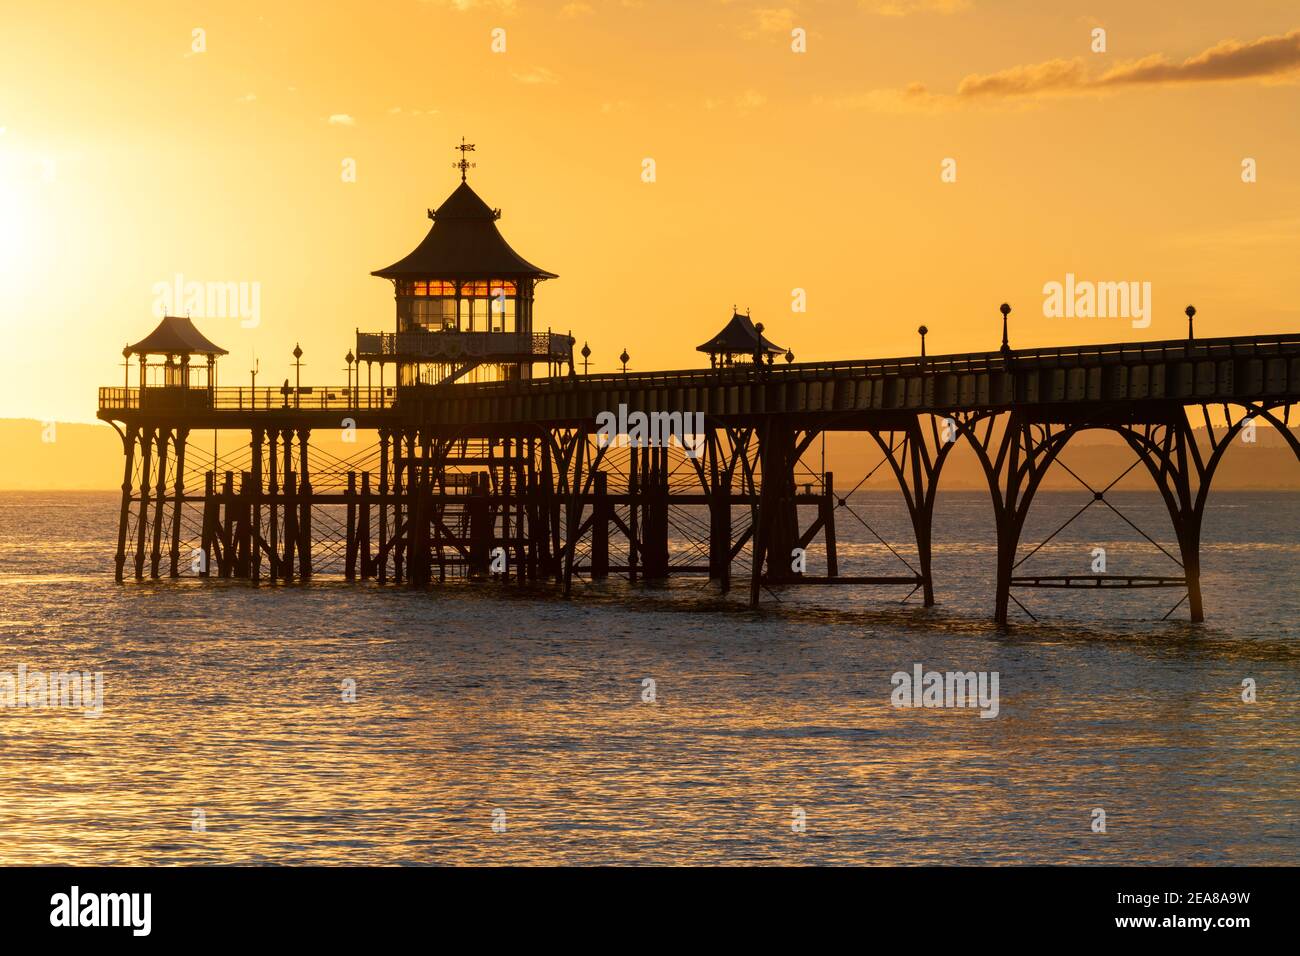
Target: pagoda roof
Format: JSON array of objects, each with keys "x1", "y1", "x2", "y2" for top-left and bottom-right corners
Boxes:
[
  {"x1": 696, "y1": 311, "x2": 784, "y2": 355},
  {"x1": 127, "y1": 316, "x2": 228, "y2": 356},
  {"x1": 372, "y1": 180, "x2": 557, "y2": 280}
]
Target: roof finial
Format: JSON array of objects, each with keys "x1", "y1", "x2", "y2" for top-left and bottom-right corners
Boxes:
[{"x1": 453, "y1": 137, "x2": 477, "y2": 182}]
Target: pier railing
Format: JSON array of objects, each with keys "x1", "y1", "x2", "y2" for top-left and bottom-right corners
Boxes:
[
  {"x1": 436, "y1": 332, "x2": 1300, "y2": 396},
  {"x1": 98, "y1": 385, "x2": 398, "y2": 412},
  {"x1": 355, "y1": 329, "x2": 573, "y2": 361},
  {"x1": 98, "y1": 333, "x2": 1300, "y2": 416}
]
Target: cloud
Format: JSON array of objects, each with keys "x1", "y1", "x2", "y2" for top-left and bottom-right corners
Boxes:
[
  {"x1": 958, "y1": 28, "x2": 1300, "y2": 98},
  {"x1": 956, "y1": 58, "x2": 1087, "y2": 97},
  {"x1": 512, "y1": 67, "x2": 558, "y2": 84},
  {"x1": 821, "y1": 81, "x2": 952, "y2": 112},
  {"x1": 327, "y1": 114, "x2": 356, "y2": 126},
  {"x1": 863, "y1": 0, "x2": 971, "y2": 16},
  {"x1": 561, "y1": 1, "x2": 594, "y2": 15},
  {"x1": 832, "y1": 27, "x2": 1300, "y2": 111}
]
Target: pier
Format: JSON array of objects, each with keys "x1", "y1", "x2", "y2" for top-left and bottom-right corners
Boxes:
[{"x1": 96, "y1": 149, "x2": 1300, "y2": 623}]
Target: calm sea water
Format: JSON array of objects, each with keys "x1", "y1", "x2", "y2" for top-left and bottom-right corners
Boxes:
[{"x1": 0, "y1": 490, "x2": 1296, "y2": 865}]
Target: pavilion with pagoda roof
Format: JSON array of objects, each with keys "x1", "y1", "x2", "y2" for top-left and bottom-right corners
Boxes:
[
  {"x1": 121, "y1": 314, "x2": 228, "y2": 409},
  {"x1": 696, "y1": 308, "x2": 788, "y2": 368},
  {"x1": 357, "y1": 140, "x2": 573, "y2": 386}
]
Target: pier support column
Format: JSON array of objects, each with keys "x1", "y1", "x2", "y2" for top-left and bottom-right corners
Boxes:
[
  {"x1": 468, "y1": 471, "x2": 491, "y2": 577},
  {"x1": 134, "y1": 427, "x2": 154, "y2": 580},
  {"x1": 250, "y1": 428, "x2": 264, "y2": 585},
  {"x1": 114, "y1": 424, "x2": 139, "y2": 583},
  {"x1": 821, "y1": 471, "x2": 839, "y2": 579},
  {"x1": 359, "y1": 471, "x2": 373, "y2": 579},
  {"x1": 219, "y1": 471, "x2": 236, "y2": 577},
  {"x1": 705, "y1": 433, "x2": 733, "y2": 590},
  {"x1": 149, "y1": 428, "x2": 169, "y2": 578},
  {"x1": 297, "y1": 427, "x2": 312, "y2": 580},
  {"x1": 750, "y1": 420, "x2": 799, "y2": 606},
  {"x1": 590, "y1": 470, "x2": 610, "y2": 580},
  {"x1": 266, "y1": 427, "x2": 280, "y2": 581},
  {"x1": 168, "y1": 428, "x2": 189, "y2": 578},
  {"x1": 641, "y1": 446, "x2": 670, "y2": 582},
  {"x1": 1117, "y1": 404, "x2": 1262, "y2": 624},
  {"x1": 378, "y1": 428, "x2": 390, "y2": 584},
  {"x1": 235, "y1": 471, "x2": 253, "y2": 577},
  {"x1": 281, "y1": 430, "x2": 296, "y2": 582},
  {"x1": 872, "y1": 417, "x2": 961, "y2": 608},
  {"x1": 958, "y1": 412, "x2": 1077, "y2": 625}
]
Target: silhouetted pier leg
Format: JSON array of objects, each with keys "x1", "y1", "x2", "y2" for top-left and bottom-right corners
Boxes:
[
  {"x1": 821, "y1": 471, "x2": 839, "y2": 578},
  {"x1": 168, "y1": 428, "x2": 188, "y2": 578},
  {"x1": 283, "y1": 471, "x2": 297, "y2": 583},
  {"x1": 751, "y1": 421, "x2": 799, "y2": 605},
  {"x1": 1118, "y1": 404, "x2": 1266, "y2": 624},
  {"x1": 285, "y1": 431, "x2": 299, "y2": 582},
  {"x1": 708, "y1": 466, "x2": 732, "y2": 590},
  {"x1": 345, "y1": 471, "x2": 358, "y2": 581},
  {"x1": 392, "y1": 430, "x2": 409, "y2": 584},
  {"x1": 359, "y1": 471, "x2": 373, "y2": 579},
  {"x1": 628, "y1": 444, "x2": 640, "y2": 583},
  {"x1": 114, "y1": 424, "x2": 138, "y2": 583},
  {"x1": 872, "y1": 418, "x2": 960, "y2": 608},
  {"x1": 199, "y1": 471, "x2": 216, "y2": 578},
  {"x1": 250, "y1": 428, "x2": 263, "y2": 586},
  {"x1": 267, "y1": 428, "x2": 280, "y2": 581},
  {"x1": 378, "y1": 429, "x2": 390, "y2": 584},
  {"x1": 561, "y1": 435, "x2": 584, "y2": 596},
  {"x1": 907, "y1": 438, "x2": 935, "y2": 608},
  {"x1": 236, "y1": 471, "x2": 253, "y2": 577},
  {"x1": 135, "y1": 427, "x2": 154, "y2": 580},
  {"x1": 526, "y1": 473, "x2": 540, "y2": 582},
  {"x1": 591, "y1": 471, "x2": 609, "y2": 579},
  {"x1": 297, "y1": 428, "x2": 312, "y2": 580},
  {"x1": 957, "y1": 412, "x2": 1078, "y2": 624},
  {"x1": 523, "y1": 438, "x2": 536, "y2": 583},
  {"x1": 469, "y1": 472, "x2": 490, "y2": 577},
  {"x1": 149, "y1": 429, "x2": 169, "y2": 578},
  {"x1": 220, "y1": 471, "x2": 235, "y2": 577},
  {"x1": 642, "y1": 447, "x2": 670, "y2": 582}
]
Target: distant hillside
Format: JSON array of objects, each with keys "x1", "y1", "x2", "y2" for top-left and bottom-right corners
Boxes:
[{"x1": 1, "y1": 418, "x2": 1297, "y2": 491}]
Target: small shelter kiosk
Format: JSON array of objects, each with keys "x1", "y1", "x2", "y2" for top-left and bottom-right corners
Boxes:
[
  {"x1": 696, "y1": 309, "x2": 784, "y2": 368},
  {"x1": 125, "y1": 315, "x2": 227, "y2": 408}
]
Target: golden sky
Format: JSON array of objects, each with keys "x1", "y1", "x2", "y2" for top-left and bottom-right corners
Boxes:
[{"x1": 1, "y1": 0, "x2": 1297, "y2": 422}]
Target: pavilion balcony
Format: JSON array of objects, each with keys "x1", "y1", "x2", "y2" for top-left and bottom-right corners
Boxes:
[{"x1": 355, "y1": 329, "x2": 573, "y2": 365}]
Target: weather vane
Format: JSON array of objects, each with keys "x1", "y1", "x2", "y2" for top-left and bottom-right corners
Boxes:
[{"x1": 453, "y1": 137, "x2": 476, "y2": 181}]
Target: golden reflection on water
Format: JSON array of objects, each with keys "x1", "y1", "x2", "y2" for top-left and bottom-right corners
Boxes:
[{"x1": 0, "y1": 492, "x2": 1297, "y2": 864}]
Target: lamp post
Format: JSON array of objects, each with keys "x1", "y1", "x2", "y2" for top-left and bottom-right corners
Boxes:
[
  {"x1": 619, "y1": 349, "x2": 630, "y2": 374},
  {"x1": 785, "y1": 348, "x2": 795, "y2": 364},
  {"x1": 292, "y1": 343, "x2": 303, "y2": 409},
  {"x1": 345, "y1": 350, "x2": 355, "y2": 407},
  {"x1": 918, "y1": 324, "x2": 928, "y2": 359},
  {"x1": 1186, "y1": 305, "x2": 1196, "y2": 341},
  {"x1": 122, "y1": 346, "x2": 131, "y2": 390},
  {"x1": 581, "y1": 342, "x2": 591, "y2": 375},
  {"x1": 999, "y1": 303, "x2": 1012, "y2": 354}
]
